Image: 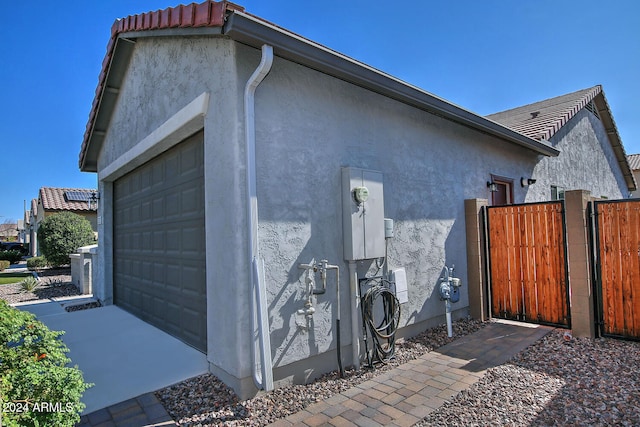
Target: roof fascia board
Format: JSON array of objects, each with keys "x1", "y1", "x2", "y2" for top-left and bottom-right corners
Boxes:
[
  {"x1": 224, "y1": 12, "x2": 559, "y2": 157},
  {"x1": 81, "y1": 37, "x2": 136, "y2": 172},
  {"x1": 118, "y1": 26, "x2": 224, "y2": 40},
  {"x1": 593, "y1": 93, "x2": 637, "y2": 191}
]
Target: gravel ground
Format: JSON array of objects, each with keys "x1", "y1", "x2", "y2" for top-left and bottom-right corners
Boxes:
[
  {"x1": 158, "y1": 322, "x2": 640, "y2": 427},
  {"x1": 0, "y1": 267, "x2": 79, "y2": 304},
  {"x1": 156, "y1": 319, "x2": 485, "y2": 426},
  {"x1": 417, "y1": 330, "x2": 640, "y2": 427}
]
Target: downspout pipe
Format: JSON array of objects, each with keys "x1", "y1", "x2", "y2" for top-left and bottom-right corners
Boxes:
[
  {"x1": 246, "y1": 44, "x2": 274, "y2": 391},
  {"x1": 348, "y1": 261, "x2": 360, "y2": 370}
]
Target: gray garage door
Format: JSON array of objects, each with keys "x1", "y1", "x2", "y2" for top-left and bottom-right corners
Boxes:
[{"x1": 114, "y1": 131, "x2": 206, "y2": 352}]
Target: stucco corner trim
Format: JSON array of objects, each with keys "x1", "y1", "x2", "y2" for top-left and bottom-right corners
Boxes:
[{"x1": 99, "y1": 92, "x2": 210, "y2": 182}]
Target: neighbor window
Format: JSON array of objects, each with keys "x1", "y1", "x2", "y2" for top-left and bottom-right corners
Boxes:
[{"x1": 551, "y1": 186, "x2": 565, "y2": 200}]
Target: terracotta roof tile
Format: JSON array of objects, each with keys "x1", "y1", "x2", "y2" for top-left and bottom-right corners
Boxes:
[
  {"x1": 486, "y1": 86, "x2": 602, "y2": 141},
  {"x1": 79, "y1": 1, "x2": 245, "y2": 170},
  {"x1": 39, "y1": 187, "x2": 98, "y2": 212},
  {"x1": 488, "y1": 86, "x2": 636, "y2": 192},
  {"x1": 627, "y1": 154, "x2": 640, "y2": 171}
]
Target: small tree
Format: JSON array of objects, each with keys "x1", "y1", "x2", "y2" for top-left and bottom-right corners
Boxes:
[{"x1": 37, "y1": 212, "x2": 95, "y2": 267}]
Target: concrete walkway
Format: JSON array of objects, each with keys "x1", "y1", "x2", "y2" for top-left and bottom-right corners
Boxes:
[
  {"x1": 76, "y1": 320, "x2": 552, "y2": 426},
  {"x1": 16, "y1": 301, "x2": 209, "y2": 415}
]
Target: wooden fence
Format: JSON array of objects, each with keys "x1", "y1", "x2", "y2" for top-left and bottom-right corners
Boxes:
[
  {"x1": 593, "y1": 200, "x2": 640, "y2": 340},
  {"x1": 486, "y1": 201, "x2": 570, "y2": 327}
]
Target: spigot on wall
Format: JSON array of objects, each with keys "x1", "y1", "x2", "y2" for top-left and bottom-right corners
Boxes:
[
  {"x1": 319, "y1": 259, "x2": 339, "y2": 294},
  {"x1": 297, "y1": 259, "x2": 340, "y2": 319},
  {"x1": 299, "y1": 260, "x2": 333, "y2": 296}
]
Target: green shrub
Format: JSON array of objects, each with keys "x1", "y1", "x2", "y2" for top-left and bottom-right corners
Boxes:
[
  {"x1": 0, "y1": 300, "x2": 92, "y2": 426},
  {"x1": 26, "y1": 256, "x2": 49, "y2": 271},
  {"x1": 37, "y1": 212, "x2": 95, "y2": 267},
  {"x1": 19, "y1": 276, "x2": 40, "y2": 293},
  {"x1": 0, "y1": 260, "x2": 9, "y2": 271},
  {"x1": 0, "y1": 250, "x2": 23, "y2": 265}
]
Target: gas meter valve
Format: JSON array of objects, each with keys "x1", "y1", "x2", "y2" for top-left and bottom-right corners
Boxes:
[{"x1": 439, "y1": 281, "x2": 451, "y2": 301}]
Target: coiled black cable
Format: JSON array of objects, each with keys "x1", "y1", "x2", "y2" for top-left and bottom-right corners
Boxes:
[{"x1": 361, "y1": 279, "x2": 401, "y2": 366}]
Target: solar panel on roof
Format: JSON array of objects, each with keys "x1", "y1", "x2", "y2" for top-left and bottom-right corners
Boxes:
[{"x1": 65, "y1": 191, "x2": 91, "y2": 202}]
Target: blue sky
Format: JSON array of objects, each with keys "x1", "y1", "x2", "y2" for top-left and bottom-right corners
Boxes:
[{"x1": 1, "y1": 0, "x2": 638, "y2": 223}]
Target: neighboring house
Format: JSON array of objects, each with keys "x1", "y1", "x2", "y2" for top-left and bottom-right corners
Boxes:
[
  {"x1": 0, "y1": 222, "x2": 18, "y2": 241},
  {"x1": 78, "y1": 1, "x2": 635, "y2": 398},
  {"x1": 627, "y1": 154, "x2": 640, "y2": 198},
  {"x1": 16, "y1": 219, "x2": 26, "y2": 244},
  {"x1": 17, "y1": 202, "x2": 31, "y2": 246},
  {"x1": 30, "y1": 187, "x2": 98, "y2": 256},
  {"x1": 487, "y1": 86, "x2": 635, "y2": 203}
]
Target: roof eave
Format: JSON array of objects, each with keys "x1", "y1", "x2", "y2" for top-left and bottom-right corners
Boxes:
[
  {"x1": 80, "y1": 37, "x2": 136, "y2": 172},
  {"x1": 225, "y1": 12, "x2": 559, "y2": 157},
  {"x1": 593, "y1": 93, "x2": 637, "y2": 192},
  {"x1": 80, "y1": 7, "x2": 560, "y2": 171}
]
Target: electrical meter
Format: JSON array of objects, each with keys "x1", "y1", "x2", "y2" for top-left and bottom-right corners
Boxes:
[
  {"x1": 353, "y1": 186, "x2": 370, "y2": 204},
  {"x1": 342, "y1": 167, "x2": 385, "y2": 260}
]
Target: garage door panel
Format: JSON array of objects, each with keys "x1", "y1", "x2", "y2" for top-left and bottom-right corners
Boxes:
[
  {"x1": 182, "y1": 266, "x2": 202, "y2": 294},
  {"x1": 166, "y1": 194, "x2": 180, "y2": 218},
  {"x1": 165, "y1": 263, "x2": 180, "y2": 283},
  {"x1": 181, "y1": 226, "x2": 202, "y2": 252},
  {"x1": 152, "y1": 196, "x2": 164, "y2": 218},
  {"x1": 180, "y1": 141, "x2": 198, "y2": 170},
  {"x1": 114, "y1": 131, "x2": 206, "y2": 352}
]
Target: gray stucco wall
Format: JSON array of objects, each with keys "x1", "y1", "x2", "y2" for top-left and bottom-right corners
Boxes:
[
  {"x1": 93, "y1": 34, "x2": 631, "y2": 396},
  {"x1": 247, "y1": 45, "x2": 542, "y2": 371},
  {"x1": 525, "y1": 108, "x2": 629, "y2": 201},
  {"x1": 95, "y1": 36, "x2": 257, "y2": 385},
  {"x1": 632, "y1": 171, "x2": 640, "y2": 198}
]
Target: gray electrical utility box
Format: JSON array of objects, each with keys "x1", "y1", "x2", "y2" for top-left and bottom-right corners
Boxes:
[{"x1": 341, "y1": 167, "x2": 385, "y2": 261}]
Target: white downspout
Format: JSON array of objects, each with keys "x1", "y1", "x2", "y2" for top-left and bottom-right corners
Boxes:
[
  {"x1": 349, "y1": 261, "x2": 360, "y2": 369},
  {"x1": 246, "y1": 44, "x2": 274, "y2": 391}
]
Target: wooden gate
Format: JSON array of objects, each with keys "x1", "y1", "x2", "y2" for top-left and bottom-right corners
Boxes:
[
  {"x1": 485, "y1": 201, "x2": 570, "y2": 327},
  {"x1": 592, "y1": 200, "x2": 640, "y2": 340}
]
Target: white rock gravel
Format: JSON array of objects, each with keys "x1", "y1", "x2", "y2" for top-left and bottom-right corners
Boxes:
[
  {"x1": 0, "y1": 267, "x2": 79, "y2": 305},
  {"x1": 417, "y1": 330, "x2": 640, "y2": 427},
  {"x1": 156, "y1": 319, "x2": 485, "y2": 426}
]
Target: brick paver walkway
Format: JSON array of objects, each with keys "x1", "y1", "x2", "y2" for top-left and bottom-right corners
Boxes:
[
  {"x1": 78, "y1": 320, "x2": 552, "y2": 427},
  {"x1": 269, "y1": 321, "x2": 553, "y2": 427}
]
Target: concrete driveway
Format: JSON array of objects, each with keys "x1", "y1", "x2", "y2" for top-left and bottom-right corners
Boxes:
[{"x1": 16, "y1": 300, "x2": 209, "y2": 414}]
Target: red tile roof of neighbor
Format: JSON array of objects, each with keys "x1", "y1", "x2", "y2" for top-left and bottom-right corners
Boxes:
[
  {"x1": 39, "y1": 188, "x2": 97, "y2": 212},
  {"x1": 627, "y1": 154, "x2": 640, "y2": 171},
  {"x1": 487, "y1": 86, "x2": 604, "y2": 141},
  {"x1": 487, "y1": 85, "x2": 636, "y2": 191}
]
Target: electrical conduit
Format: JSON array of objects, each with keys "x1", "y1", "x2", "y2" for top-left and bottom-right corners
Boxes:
[{"x1": 246, "y1": 44, "x2": 274, "y2": 391}]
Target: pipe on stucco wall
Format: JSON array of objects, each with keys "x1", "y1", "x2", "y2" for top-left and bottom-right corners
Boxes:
[{"x1": 245, "y1": 44, "x2": 274, "y2": 391}]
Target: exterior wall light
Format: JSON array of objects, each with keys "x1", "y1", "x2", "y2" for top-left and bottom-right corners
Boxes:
[
  {"x1": 88, "y1": 191, "x2": 100, "y2": 210},
  {"x1": 521, "y1": 177, "x2": 537, "y2": 187},
  {"x1": 487, "y1": 181, "x2": 498, "y2": 192}
]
